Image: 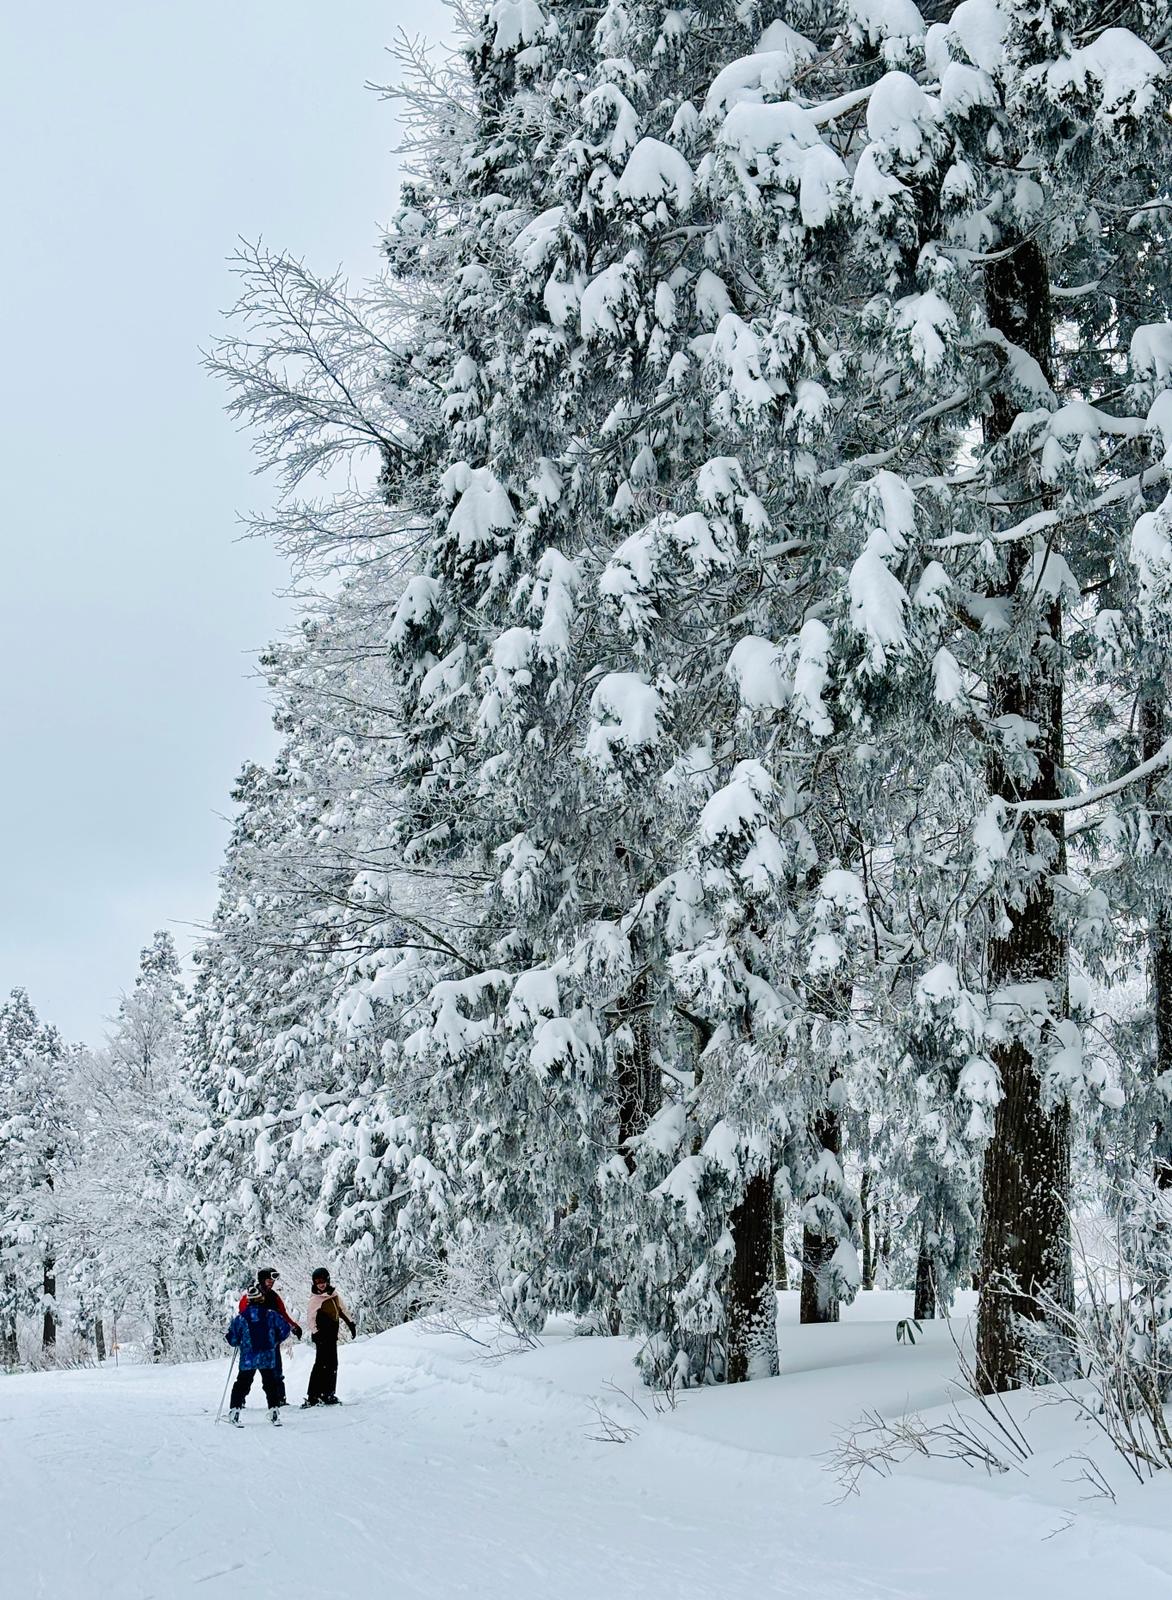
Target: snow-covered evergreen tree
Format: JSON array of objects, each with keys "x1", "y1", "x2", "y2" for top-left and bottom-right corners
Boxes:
[
  {"x1": 187, "y1": 752, "x2": 360, "y2": 1299},
  {"x1": 0, "y1": 989, "x2": 71, "y2": 1363},
  {"x1": 659, "y1": 0, "x2": 1172, "y2": 1391},
  {"x1": 64, "y1": 934, "x2": 213, "y2": 1360},
  {"x1": 196, "y1": 0, "x2": 1172, "y2": 1398}
]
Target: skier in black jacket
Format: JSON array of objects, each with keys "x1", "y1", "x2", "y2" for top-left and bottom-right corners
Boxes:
[{"x1": 301, "y1": 1268, "x2": 356, "y2": 1408}]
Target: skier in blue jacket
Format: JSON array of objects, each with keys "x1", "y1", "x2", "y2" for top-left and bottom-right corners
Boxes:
[{"x1": 225, "y1": 1279, "x2": 294, "y2": 1426}]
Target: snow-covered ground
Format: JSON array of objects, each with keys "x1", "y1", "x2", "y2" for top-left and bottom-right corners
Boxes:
[{"x1": 5, "y1": 1291, "x2": 1172, "y2": 1599}]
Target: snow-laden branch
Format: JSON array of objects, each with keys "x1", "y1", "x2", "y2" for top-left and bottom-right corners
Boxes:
[
  {"x1": 930, "y1": 465, "x2": 1167, "y2": 551},
  {"x1": 806, "y1": 84, "x2": 874, "y2": 127},
  {"x1": 1008, "y1": 739, "x2": 1172, "y2": 815},
  {"x1": 818, "y1": 387, "x2": 972, "y2": 486}
]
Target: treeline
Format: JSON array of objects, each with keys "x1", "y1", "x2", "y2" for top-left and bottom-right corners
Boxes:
[{"x1": 0, "y1": 947, "x2": 213, "y2": 1365}]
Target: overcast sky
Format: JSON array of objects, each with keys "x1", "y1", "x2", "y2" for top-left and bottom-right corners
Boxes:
[{"x1": 2, "y1": 1, "x2": 445, "y2": 1043}]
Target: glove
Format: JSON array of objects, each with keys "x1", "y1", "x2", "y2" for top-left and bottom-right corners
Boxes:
[
  {"x1": 292, "y1": 1324, "x2": 303, "y2": 1340},
  {"x1": 346, "y1": 1320, "x2": 357, "y2": 1339}
]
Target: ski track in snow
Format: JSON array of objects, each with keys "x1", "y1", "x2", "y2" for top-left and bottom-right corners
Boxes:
[{"x1": 5, "y1": 1293, "x2": 1172, "y2": 1600}]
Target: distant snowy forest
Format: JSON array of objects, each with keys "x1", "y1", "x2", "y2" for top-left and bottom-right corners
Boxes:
[{"x1": 6, "y1": 0, "x2": 1172, "y2": 1411}]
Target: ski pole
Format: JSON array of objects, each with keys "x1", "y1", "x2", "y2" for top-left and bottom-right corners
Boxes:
[{"x1": 215, "y1": 1349, "x2": 239, "y2": 1424}]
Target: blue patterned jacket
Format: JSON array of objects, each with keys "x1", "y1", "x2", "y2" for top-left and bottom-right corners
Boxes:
[{"x1": 226, "y1": 1302, "x2": 291, "y2": 1371}]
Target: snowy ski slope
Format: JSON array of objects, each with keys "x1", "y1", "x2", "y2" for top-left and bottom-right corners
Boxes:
[{"x1": 4, "y1": 1291, "x2": 1172, "y2": 1599}]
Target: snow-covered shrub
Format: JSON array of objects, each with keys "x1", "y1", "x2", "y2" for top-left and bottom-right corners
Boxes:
[
  {"x1": 414, "y1": 1230, "x2": 544, "y2": 1358},
  {"x1": 1018, "y1": 1193, "x2": 1172, "y2": 1480}
]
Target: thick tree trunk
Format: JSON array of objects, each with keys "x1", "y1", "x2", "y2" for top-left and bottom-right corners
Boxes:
[
  {"x1": 773, "y1": 1193, "x2": 788, "y2": 1290},
  {"x1": 878, "y1": 1199, "x2": 891, "y2": 1289},
  {"x1": 616, "y1": 985, "x2": 660, "y2": 1171},
  {"x1": 608, "y1": 983, "x2": 661, "y2": 1335},
  {"x1": 1151, "y1": 919, "x2": 1172, "y2": 1191},
  {"x1": 914, "y1": 1215, "x2": 937, "y2": 1322},
  {"x1": 860, "y1": 1171, "x2": 875, "y2": 1291},
  {"x1": 0, "y1": 1274, "x2": 17, "y2": 1367},
  {"x1": 800, "y1": 1104, "x2": 842, "y2": 1325},
  {"x1": 153, "y1": 1271, "x2": 176, "y2": 1361},
  {"x1": 976, "y1": 239, "x2": 1072, "y2": 1394},
  {"x1": 726, "y1": 1171, "x2": 778, "y2": 1382},
  {"x1": 1143, "y1": 700, "x2": 1172, "y2": 1190},
  {"x1": 41, "y1": 1257, "x2": 56, "y2": 1355},
  {"x1": 95, "y1": 1315, "x2": 107, "y2": 1364}
]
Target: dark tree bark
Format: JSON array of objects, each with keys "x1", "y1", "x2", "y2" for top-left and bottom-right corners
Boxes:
[
  {"x1": 616, "y1": 983, "x2": 660, "y2": 1172},
  {"x1": 605, "y1": 980, "x2": 662, "y2": 1335},
  {"x1": 42, "y1": 1256, "x2": 56, "y2": 1354},
  {"x1": 0, "y1": 1273, "x2": 17, "y2": 1367},
  {"x1": 773, "y1": 1193, "x2": 788, "y2": 1290},
  {"x1": 878, "y1": 1199, "x2": 891, "y2": 1288},
  {"x1": 914, "y1": 1214, "x2": 937, "y2": 1322},
  {"x1": 860, "y1": 1171, "x2": 875, "y2": 1291},
  {"x1": 95, "y1": 1315, "x2": 107, "y2": 1364},
  {"x1": 727, "y1": 1171, "x2": 778, "y2": 1382},
  {"x1": 1143, "y1": 699, "x2": 1172, "y2": 1190},
  {"x1": 153, "y1": 1271, "x2": 176, "y2": 1361},
  {"x1": 976, "y1": 239, "x2": 1073, "y2": 1394},
  {"x1": 800, "y1": 1104, "x2": 842, "y2": 1325}
]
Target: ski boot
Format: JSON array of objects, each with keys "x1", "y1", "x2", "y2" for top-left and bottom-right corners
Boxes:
[
  {"x1": 228, "y1": 1408, "x2": 242, "y2": 1427},
  {"x1": 269, "y1": 1405, "x2": 282, "y2": 1426}
]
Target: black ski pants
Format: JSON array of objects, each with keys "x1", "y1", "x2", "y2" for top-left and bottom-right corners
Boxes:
[
  {"x1": 230, "y1": 1362, "x2": 285, "y2": 1409},
  {"x1": 307, "y1": 1330, "x2": 339, "y2": 1404}
]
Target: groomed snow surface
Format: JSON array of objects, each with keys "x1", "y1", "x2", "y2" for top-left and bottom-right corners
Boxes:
[{"x1": 5, "y1": 1291, "x2": 1172, "y2": 1599}]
